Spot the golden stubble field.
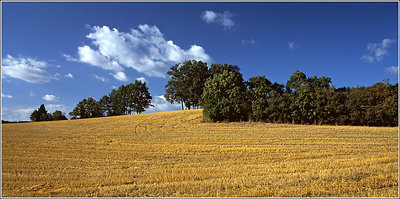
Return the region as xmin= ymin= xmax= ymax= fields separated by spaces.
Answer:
xmin=1 ymin=109 xmax=398 ymax=197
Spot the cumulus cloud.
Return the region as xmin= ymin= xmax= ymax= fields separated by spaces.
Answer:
xmin=43 ymin=94 xmax=59 ymax=102
xmin=385 ymin=66 xmax=398 ymax=74
xmin=2 ymin=93 xmax=13 ymax=99
xmin=136 ymin=76 xmax=147 ymax=83
xmin=1 ymin=55 xmax=55 ymax=83
xmin=67 ymin=25 xmax=211 ymax=80
xmin=65 ymin=73 xmax=74 ymax=78
xmin=94 ymin=75 xmax=109 ymax=82
xmin=201 ymin=10 xmax=235 ymax=29
xmin=361 ymin=39 xmax=395 ymax=63
xmin=146 ymin=95 xmax=181 ymax=113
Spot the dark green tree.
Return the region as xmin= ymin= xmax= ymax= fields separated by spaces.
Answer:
xmin=30 ymin=104 xmax=53 ymax=122
xmin=286 ymin=71 xmax=309 ymax=124
xmin=200 ymin=69 xmax=250 ymax=122
xmin=69 ymin=97 xmax=102 ymax=119
xmin=30 ymin=110 xmax=40 ymax=122
xmin=246 ymin=75 xmax=272 ymax=122
xmin=52 ymin=110 xmax=67 ymax=120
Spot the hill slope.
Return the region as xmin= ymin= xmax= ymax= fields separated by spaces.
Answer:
xmin=2 ymin=109 xmax=398 ymax=197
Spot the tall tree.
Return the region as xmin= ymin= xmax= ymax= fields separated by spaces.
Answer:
xmin=165 ymin=64 xmax=185 ymax=110
xmin=30 ymin=104 xmax=52 ymax=122
xmin=129 ymin=80 xmax=153 ymax=114
xmin=165 ymin=60 xmax=209 ymax=110
xmin=98 ymin=95 xmax=112 ymax=116
xmin=286 ymin=70 xmax=309 ymax=124
xmin=246 ymin=75 xmax=272 ymax=122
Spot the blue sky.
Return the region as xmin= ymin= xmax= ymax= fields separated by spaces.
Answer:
xmin=1 ymin=2 xmax=398 ymax=121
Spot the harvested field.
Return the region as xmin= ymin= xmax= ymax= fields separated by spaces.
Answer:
xmin=1 ymin=109 xmax=398 ymax=197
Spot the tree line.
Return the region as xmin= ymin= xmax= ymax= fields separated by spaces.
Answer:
xmin=165 ymin=60 xmax=398 ymax=126
xmin=69 ymin=80 xmax=152 ymax=119
xmin=28 ymin=80 xmax=152 ymax=122
xmin=30 ymin=104 xmax=68 ymax=122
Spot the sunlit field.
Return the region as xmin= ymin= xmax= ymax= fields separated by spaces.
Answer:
xmin=1 ymin=109 xmax=398 ymax=197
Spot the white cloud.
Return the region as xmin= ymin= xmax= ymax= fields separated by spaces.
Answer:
xmin=385 ymin=66 xmax=398 ymax=74
xmin=112 ymin=85 xmax=118 ymax=89
xmin=94 ymin=74 xmax=109 ymax=82
xmin=2 ymin=93 xmax=13 ymax=99
xmin=112 ymin=71 xmax=129 ymax=81
xmin=68 ymin=25 xmax=211 ymax=79
xmin=43 ymin=94 xmax=59 ymax=102
xmin=201 ymin=10 xmax=235 ymax=29
xmin=46 ymin=104 xmax=68 ymax=114
xmin=361 ymin=38 xmax=395 ymax=63
xmin=145 ymin=95 xmax=181 ymax=113
xmin=1 ymin=107 xmax=35 ymax=121
xmin=1 ymin=55 xmax=55 ymax=83
xmin=1 ymin=104 xmax=68 ymax=122
xmin=136 ymin=76 xmax=147 ymax=83
xmin=78 ymin=45 xmax=124 ymax=72
xmin=242 ymin=39 xmax=256 ymax=44
xmin=65 ymin=73 xmax=74 ymax=78
xmin=288 ymin=41 xmax=296 ymax=49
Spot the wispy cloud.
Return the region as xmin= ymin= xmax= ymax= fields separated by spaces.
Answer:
xmin=242 ymin=39 xmax=256 ymax=44
xmin=1 ymin=55 xmax=55 ymax=83
xmin=63 ymin=54 xmax=78 ymax=62
xmin=66 ymin=25 xmax=211 ymax=80
xmin=94 ymin=74 xmax=109 ymax=82
xmin=361 ymin=39 xmax=395 ymax=63
xmin=2 ymin=93 xmax=13 ymax=99
xmin=288 ymin=41 xmax=297 ymax=49
xmin=201 ymin=10 xmax=235 ymax=29
xmin=43 ymin=94 xmax=59 ymax=102
xmin=385 ymin=66 xmax=398 ymax=74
